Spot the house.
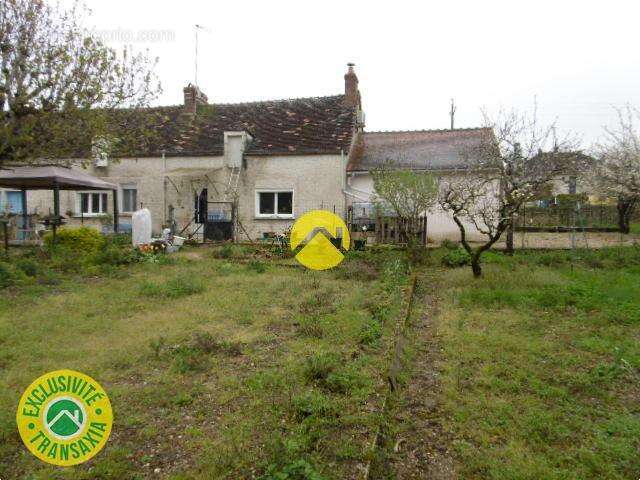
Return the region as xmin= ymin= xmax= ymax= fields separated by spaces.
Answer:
xmin=4 ymin=65 xmax=364 ymax=241
xmin=345 ymin=128 xmax=493 ymax=241
xmin=3 ymin=64 xmax=509 ymax=244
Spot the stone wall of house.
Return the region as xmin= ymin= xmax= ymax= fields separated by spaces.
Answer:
xmin=237 ymin=153 xmax=347 ymax=241
xmin=11 ymin=152 xmax=347 ymax=240
xmin=19 ymin=156 xmax=225 ymax=235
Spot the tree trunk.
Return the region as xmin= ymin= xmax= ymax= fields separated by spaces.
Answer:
xmin=617 ymin=200 xmax=632 ymax=234
xmin=471 ymin=254 xmax=482 ymax=278
xmin=505 ymin=219 xmax=515 ymax=255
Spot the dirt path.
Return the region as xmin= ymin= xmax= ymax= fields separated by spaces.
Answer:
xmin=369 ymin=275 xmax=455 ymax=479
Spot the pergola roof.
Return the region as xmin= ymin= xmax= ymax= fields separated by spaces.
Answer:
xmin=0 ymin=165 xmax=117 ymax=191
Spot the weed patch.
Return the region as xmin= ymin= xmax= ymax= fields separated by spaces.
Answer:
xmin=139 ymin=275 xmax=206 ymax=298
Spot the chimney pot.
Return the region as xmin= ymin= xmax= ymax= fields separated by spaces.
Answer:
xmin=183 ymin=83 xmax=208 ymax=114
xmin=343 ymin=63 xmax=360 ymax=108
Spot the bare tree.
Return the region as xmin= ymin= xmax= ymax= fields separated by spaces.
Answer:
xmin=439 ymin=107 xmax=581 ymax=277
xmin=371 ymin=163 xmax=438 ymax=252
xmin=0 ymin=0 xmax=161 ymax=166
xmin=592 ymin=106 xmax=640 ymax=234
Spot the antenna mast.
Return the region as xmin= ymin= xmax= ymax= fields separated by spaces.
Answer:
xmin=194 ymin=25 xmax=200 ymax=86
xmin=449 ymin=98 xmax=456 ymax=130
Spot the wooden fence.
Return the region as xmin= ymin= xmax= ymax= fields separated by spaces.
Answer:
xmin=375 ymin=215 xmax=428 ymax=246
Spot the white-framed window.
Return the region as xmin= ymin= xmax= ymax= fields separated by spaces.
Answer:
xmin=77 ymin=192 xmax=108 ymax=216
xmin=255 ymin=190 xmax=294 ymax=218
xmin=121 ymin=185 xmax=138 ymax=213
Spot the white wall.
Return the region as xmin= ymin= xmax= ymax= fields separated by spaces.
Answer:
xmin=347 ymin=171 xmax=489 ymax=242
xmin=238 ymin=153 xmax=346 ymax=240
xmin=21 ymin=156 xmax=225 ymax=234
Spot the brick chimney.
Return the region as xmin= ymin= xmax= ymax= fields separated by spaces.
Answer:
xmin=183 ymin=84 xmax=208 ymax=114
xmin=343 ymin=63 xmax=360 ymax=107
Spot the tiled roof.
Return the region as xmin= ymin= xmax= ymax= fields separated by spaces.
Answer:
xmin=347 ymin=128 xmax=493 ymax=171
xmin=110 ymin=95 xmax=357 ymax=158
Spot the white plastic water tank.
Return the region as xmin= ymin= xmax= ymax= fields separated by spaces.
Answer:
xmin=132 ymin=208 xmax=152 ymax=247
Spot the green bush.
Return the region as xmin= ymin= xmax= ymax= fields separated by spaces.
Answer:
xmin=440 ymin=239 xmax=459 ymax=250
xmin=94 ymin=245 xmax=136 ymax=266
xmin=441 ymin=248 xmax=470 ymax=268
xmin=0 ymin=262 xmax=15 ymax=288
xmin=0 ymin=261 xmax=31 ymax=288
xmin=49 ymin=248 xmax=84 ymax=273
xmin=15 ymin=258 xmax=38 ymax=277
xmin=43 ymin=226 xmax=105 ymax=255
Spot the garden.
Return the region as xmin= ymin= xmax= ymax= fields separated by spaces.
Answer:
xmin=0 ymin=229 xmax=413 ymax=479
xmin=1 ymin=226 xmax=639 ymax=479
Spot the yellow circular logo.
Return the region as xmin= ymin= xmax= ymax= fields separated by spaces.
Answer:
xmin=16 ymin=369 xmax=113 ymax=466
xmin=290 ymin=210 xmax=350 ymax=270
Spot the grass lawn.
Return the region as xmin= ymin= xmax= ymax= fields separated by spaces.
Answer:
xmin=435 ymin=248 xmax=640 ymax=479
xmin=0 ymin=247 xmax=410 ymax=479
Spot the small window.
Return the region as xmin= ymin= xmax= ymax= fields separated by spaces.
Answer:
xmin=122 ymin=186 xmax=137 ymax=212
xmin=259 ymin=192 xmax=275 ymax=215
xmin=78 ymin=192 xmax=108 ymax=215
xmin=256 ymin=190 xmax=293 ymax=218
xmin=277 ymin=192 xmax=293 ymax=215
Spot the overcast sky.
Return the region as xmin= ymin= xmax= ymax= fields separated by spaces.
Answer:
xmin=73 ymin=0 xmax=640 ymax=147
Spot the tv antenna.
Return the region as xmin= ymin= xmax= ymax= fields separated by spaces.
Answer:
xmin=449 ymin=98 xmax=457 ymax=130
xmin=194 ymin=24 xmax=211 ymax=86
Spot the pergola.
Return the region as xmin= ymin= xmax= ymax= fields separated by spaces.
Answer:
xmin=0 ymin=165 xmax=119 ymax=242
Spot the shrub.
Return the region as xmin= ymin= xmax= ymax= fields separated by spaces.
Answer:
xmin=37 ymin=268 xmax=61 ymax=285
xmin=0 ymin=262 xmax=15 ymax=288
xmin=441 ymin=248 xmax=470 ymax=268
xmin=0 ymin=262 xmax=30 ymax=288
xmin=440 ymin=239 xmax=459 ymax=250
xmin=49 ymin=248 xmax=84 ymax=273
xmin=94 ymin=245 xmax=136 ymax=266
xmin=43 ymin=227 xmax=104 ymax=255
xmin=15 ymin=258 xmax=38 ymax=277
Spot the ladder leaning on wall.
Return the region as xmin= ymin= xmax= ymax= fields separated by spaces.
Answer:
xmin=224 ymin=166 xmax=241 ymax=202
xmin=222 ymin=165 xmax=253 ymax=242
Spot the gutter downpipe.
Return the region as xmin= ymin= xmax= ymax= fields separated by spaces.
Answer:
xmin=162 ymin=150 xmax=167 ymax=227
